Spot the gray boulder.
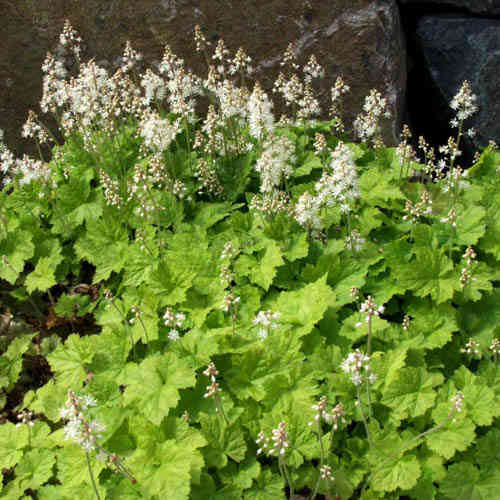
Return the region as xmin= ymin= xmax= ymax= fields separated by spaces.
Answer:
xmin=0 ymin=0 xmax=406 ymax=156
xmin=399 ymin=0 xmax=500 ymax=16
xmin=416 ymin=15 xmax=500 ymax=150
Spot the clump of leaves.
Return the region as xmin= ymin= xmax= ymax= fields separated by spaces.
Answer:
xmin=1 ymin=21 xmax=500 ymax=500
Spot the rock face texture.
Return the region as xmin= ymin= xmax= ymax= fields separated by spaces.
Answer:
xmin=0 ymin=0 xmax=406 ymax=155
xmin=415 ymin=15 xmax=500 ymax=152
xmin=400 ymin=0 xmax=500 ymax=15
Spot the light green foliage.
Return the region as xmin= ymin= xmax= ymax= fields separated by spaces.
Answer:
xmin=2 ymin=39 xmax=500 ymax=500
xmin=120 ymin=352 xmax=196 ymax=425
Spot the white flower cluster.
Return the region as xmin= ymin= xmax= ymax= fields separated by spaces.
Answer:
xmin=320 ymin=465 xmax=334 ymax=481
xmin=215 ymin=78 xmax=249 ymax=121
xmin=163 ymin=307 xmax=186 ymax=342
xmin=294 ymin=191 xmax=322 ymax=233
xmin=228 ymin=47 xmax=253 ymax=76
xmin=402 ymin=190 xmax=433 ymax=223
xmin=309 ymin=396 xmax=336 ymax=426
xmin=303 ymin=55 xmax=325 ymax=83
xmin=460 ymin=246 xmax=477 ymax=287
xmin=221 ymin=241 xmax=237 ymax=261
xmin=0 ymin=141 xmax=53 ymax=188
xmin=356 ymin=295 xmax=385 ymax=327
xmin=353 ymin=89 xmax=391 ymax=146
xmin=256 ymin=421 xmax=290 ymax=456
xmin=450 ymin=80 xmax=477 ymax=124
xmin=138 ymin=111 xmax=182 ymax=153
xmin=221 ymin=292 xmax=240 ymax=313
xmin=58 ymin=19 xmax=82 ymax=60
xmin=22 ymin=110 xmax=50 ymax=144
xmin=489 ymin=339 xmax=500 ymax=357
xmin=203 ymin=362 xmax=223 ymax=400
xmin=254 ymin=134 xmax=296 ymax=193
xmin=341 ymin=349 xmax=377 ymax=386
xmin=249 ymin=190 xmax=293 ymax=218
xmin=330 ymin=76 xmax=350 ymax=133
xmin=253 ymin=310 xmax=281 ymax=340
xmin=15 ymin=156 xmax=54 ymax=189
xmin=442 ymin=166 xmax=470 ymax=194
xmin=460 ymin=338 xmax=481 ymax=357
xmin=451 ymin=392 xmax=464 ymax=422
xmin=248 ymin=82 xmax=275 ymax=141
xmin=345 ymin=230 xmax=365 ymax=252
xmin=140 ymin=69 xmax=167 ymax=106
xmin=314 ymin=141 xmax=360 ymax=214
xmin=159 ymin=45 xmax=203 ymax=122
xmin=60 ymin=391 xmax=105 ymax=453
xmin=16 ymin=409 xmax=35 ymax=428
xmin=121 ymin=40 xmax=143 ymax=73
xmin=274 ymin=69 xmax=302 ymax=103
xmin=297 ymin=83 xmax=322 ymax=121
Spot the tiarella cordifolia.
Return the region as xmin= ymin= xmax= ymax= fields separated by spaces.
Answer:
xmin=60 ymin=391 xmax=105 ymax=453
xmin=315 ymin=141 xmax=359 ymax=214
xmin=254 ymin=133 xmax=296 ymax=194
xmin=252 ymin=310 xmax=281 ymax=341
xmin=341 ymin=349 xmax=377 ymax=387
xmin=353 ymin=89 xmax=391 ymax=149
xmin=248 ymin=82 xmax=275 ymax=141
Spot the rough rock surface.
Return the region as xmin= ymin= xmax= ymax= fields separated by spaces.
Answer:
xmin=399 ymin=0 xmax=500 ymax=15
xmin=0 ymin=0 xmax=406 ymax=155
xmin=416 ymin=15 xmax=500 ymax=150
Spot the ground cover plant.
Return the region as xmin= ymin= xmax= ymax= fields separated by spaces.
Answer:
xmin=1 ymin=20 xmax=500 ymax=500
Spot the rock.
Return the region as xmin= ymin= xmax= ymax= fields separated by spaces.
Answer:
xmin=416 ymin=15 xmax=500 ymax=151
xmin=0 ymin=0 xmax=406 ymax=156
xmin=399 ymin=0 xmax=500 ymax=16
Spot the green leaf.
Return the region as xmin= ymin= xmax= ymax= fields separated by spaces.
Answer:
xmin=359 ymin=168 xmax=405 ymax=207
xmin=427 ymin=403 xmax=476 ymax=460
xmin=46 ymin=334 xmax=94 ymax=390
xmin=407 ymin=298 xmax=458 ymax=349
xmin=219 ymin=456 xmax=261 ymax=490
xmin=120 ymin=352 xmax=196 ymax=425
xmin=74 ymin=214 xmax=129 ymax=282
xmin=50 ymin=168 xmax=102 ymax=235
xmin=193 ymin=202 xmax=241 ymax=229
xmin=371 ymin=454 xmax=421 ymax=492
xmin=54 ymin=293 xmax=92 ymax=318
xmin=25 ymin=255 xmax=62 ymax=293
xmin=129 ymin=440 xmax=192 ymax=499
xmin=455 ymin=204 xmax=486 ymax=246
xmin=280 ymin=231 xmax=309 ymax=262
xmin=439 ymin=462 xmax=500 ymax=500
xmin=274 ymin=274 xmax=336 ymax=338
xmin=452 ymin=366 xmax=500 ymax=426
xmin=150 ymin=259 xmax=196 ymax=306
xmin=250 ymin=239 xmax=284 ymax=291
xmin=0 ymin=332 xmax=35 ymax=388
xmin=475 ymin=428 xmax=500 ymax=467
xmin=393 ymin=246 xmax=459 ymax=303
xmin=26 ymin=380 xmax=68 ymax=422
xmin=0 ymin=422 xmax=28 ymax=469
xmin=15 ymin=448 xmax=56 ymax=492
xmin=0 ymin=230 xmax=35 ymax=284
xmin=199 ymin=413 xmax=247 ymax=468
xmin=383 ymin=367 xmax=443 ymax=422
xmin=244 ymin=469 xmax=285 ymax=500
xmin=292 ymin=151 xmax=322 ymax=177
xmin=56 ymin=444 xmax=106 ymax=490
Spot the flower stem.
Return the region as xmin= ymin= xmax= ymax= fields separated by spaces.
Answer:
xmin=356 ymin=385 xmax=371 ymax=446
xmin=279 ymin=456 xmax=295 ymax=497
xmin=86 ymin=451 xmax=102 ymax=500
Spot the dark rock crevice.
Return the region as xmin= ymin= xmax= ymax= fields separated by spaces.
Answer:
xmin=398 ymin=1 xmax=500 ymax=163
